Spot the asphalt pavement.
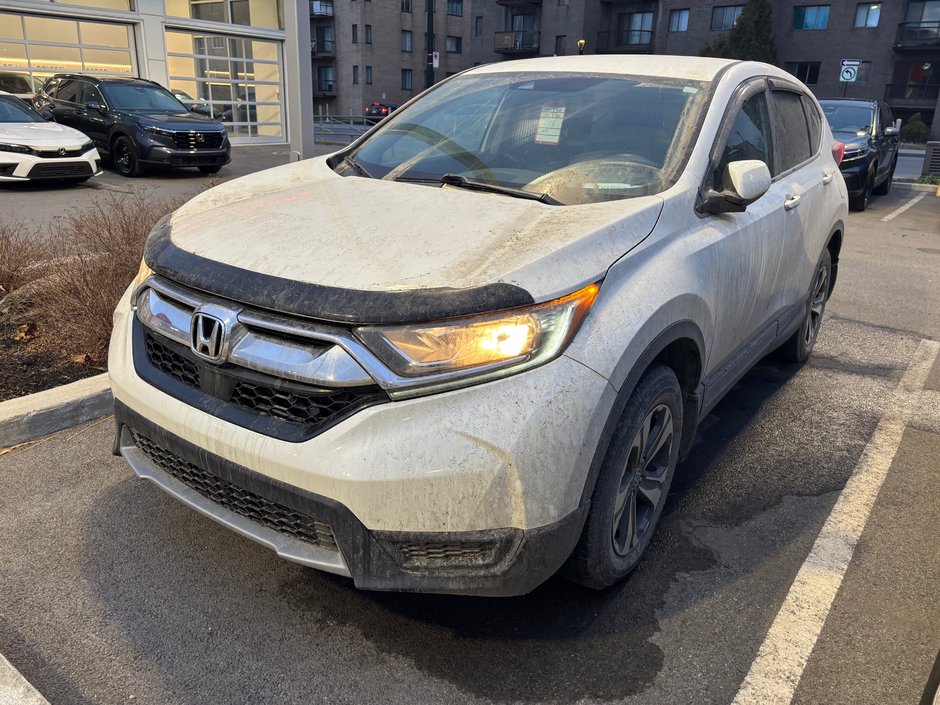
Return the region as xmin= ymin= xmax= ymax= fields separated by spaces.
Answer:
xmin=0 ymin=187 xmax=938 ymax=705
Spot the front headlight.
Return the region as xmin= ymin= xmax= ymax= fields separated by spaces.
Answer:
xmin=129 ymin=259 xmax=154 ymax=307
xmin=140 ymin=124 xmax=175 ymax=138
xmin=81 ymin=140 xmax=94 ymax=153
xmin=355 ymin=282 xmax=599 ymax=384
xmin=0 ymin=142 xmax=32 ymax=154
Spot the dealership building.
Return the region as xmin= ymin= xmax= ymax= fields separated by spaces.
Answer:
xmin=0 ymin=0 xmax=313 ymax=152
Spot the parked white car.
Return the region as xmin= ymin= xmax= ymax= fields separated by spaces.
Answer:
xmin=109 ymin=56 xmax=848 ymax=596
xmin=0 ymin=90 xmax=101 ymax=183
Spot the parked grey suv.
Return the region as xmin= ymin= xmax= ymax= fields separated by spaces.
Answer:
xmin=109 ymin=56 xmax=847 ymax=595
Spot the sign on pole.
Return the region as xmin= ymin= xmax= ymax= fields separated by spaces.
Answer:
xmin=432 ymin=51 xmax=440 ymax=69
xmin=840 ymin=59 xmax=860 ymax=83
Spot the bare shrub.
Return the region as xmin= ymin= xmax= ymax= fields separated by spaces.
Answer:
xmin=34 ymin=190 xmax=181 ymax=363
xmin=0 ymin=219 xmax=47 ymax=296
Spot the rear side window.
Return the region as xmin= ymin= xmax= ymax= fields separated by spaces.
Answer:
xmin=80 ymin=82 xmax=105 ymax=106
xmin=801 ymin=95 xmax=822 ymax=152
xmin=56 ymin=80 xmax=81 ymax=104
xmin=714 ymin=90 xmax=772 ymax=190
xmin=772 ymin=90 xmax=812 ymax=174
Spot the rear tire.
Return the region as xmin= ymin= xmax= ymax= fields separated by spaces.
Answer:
xmin=566 ymin=364 xmax=683 ymax=590
xmin=872 ymin=159 xmax=895 ymax=196
xmin=780 ymin=248 xmax=832 ymax=364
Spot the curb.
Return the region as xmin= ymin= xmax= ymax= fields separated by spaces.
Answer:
xmin=0 ymin=374 xmax=112 ymax=448
xmin=893 ymin=182 xmax=938 ymax=193
xmin=0 ymin=652 xmax=50 ymax=705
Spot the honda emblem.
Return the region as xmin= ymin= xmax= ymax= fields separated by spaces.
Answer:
xmin=190 ymin=312 xmax=226 ymax=362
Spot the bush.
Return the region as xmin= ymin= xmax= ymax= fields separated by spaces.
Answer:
xmin=0 ymin=191 xmax=181 ymax=364
xmin=900 ymin=113 xmax=930 ymax=143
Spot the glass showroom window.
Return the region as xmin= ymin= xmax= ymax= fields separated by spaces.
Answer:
xmin=0 ymin=12 xmax=135 ymax=91
xmin=165 ymin=30 xmax=284 ymax=140
xmin=165 ymin=0 xmax=283 ymax=30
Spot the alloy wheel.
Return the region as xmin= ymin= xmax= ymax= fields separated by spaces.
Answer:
xmin=611 ymin=403 xmax=674 ymax=556
xmin=803 ymin=262 xmax=829 ymax=347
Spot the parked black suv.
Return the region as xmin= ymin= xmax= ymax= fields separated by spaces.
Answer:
xmin=34 ymin=75 xmax=230 ymax=177
xmin=819 ymin=98 xmax=900 ymax=211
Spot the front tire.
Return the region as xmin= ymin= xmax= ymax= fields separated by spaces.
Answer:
xmin=780 ymin=248 xmax=831 ymax=363
xmin=567 ymin=364 xmax=683 ymax=590
xmin=849 ymin=169 xmax=873 ymax=211
xmin=112 ymin=136 xmax=142 ymax=177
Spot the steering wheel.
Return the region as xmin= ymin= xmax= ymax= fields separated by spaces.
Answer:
xmin=386 ymin=122 xmax=495 ymax=179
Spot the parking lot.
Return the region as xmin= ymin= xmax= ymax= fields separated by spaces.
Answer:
xmin=1 ymin=181 xmax=939 ymax=705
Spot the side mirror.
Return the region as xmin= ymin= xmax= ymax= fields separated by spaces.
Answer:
xmin=40 ymin=110 xmax=54 ymax=121
xmin=700 ymin=160 xmax=772 ymax=215
xmin=884 ymin=126 xmax=899 ymax=137
xmin=86 ymin=101 xmax=104 ymax=112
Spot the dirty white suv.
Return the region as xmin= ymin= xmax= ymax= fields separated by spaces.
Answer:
xmin=109 ymin=56 xmax=847 ymax=596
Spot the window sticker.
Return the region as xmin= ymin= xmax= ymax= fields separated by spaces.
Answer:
xmin=535 ymin=102 xmax=565 ymax=145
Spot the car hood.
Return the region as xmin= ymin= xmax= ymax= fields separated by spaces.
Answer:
xmin=123 ymin=111 xmax=224 ymax=129
xmin=0 ymin=120 xmax=90 ymax=148
xmin=832 ymin=130 xmax=871 ymax=150
xmin=147 ymin=157 xmax=664 ymax=322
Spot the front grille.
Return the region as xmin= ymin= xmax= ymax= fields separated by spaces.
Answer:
xmin=143 ymin=330 xmax=385 ymax=432
xmin=34 ymin=147 xmax=86 ymax=158
xmin=131 ymin=429 xmax=338 ymax=551
xmin=173 ymin=131 xmax=224 ymax=150
xmin=27 ymin=162 xmax=92 ymax=178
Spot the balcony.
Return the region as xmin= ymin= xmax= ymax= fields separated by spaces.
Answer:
xmin=315 ymin=81 xmax=336 ymax=97
xmin=596 ymin=30 xmax=654 ymax=53
xmin=311 ymin=38 xmax=335 ymax=56
xmin=494 ymin=30 xmax=540 ymax=54
xmin=895 ymin=21 xmax=940 ymax=50
xmin=884 ymin=83 xmax=940 ymax=107
xmin=310 ymin=0 xmax=333 ymax=17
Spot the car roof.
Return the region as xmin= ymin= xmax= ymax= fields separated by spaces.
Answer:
xmin=466 ymin=54 xmax=738 ymax=82
xmin=50 ymin=73 xmax=156 ymax=86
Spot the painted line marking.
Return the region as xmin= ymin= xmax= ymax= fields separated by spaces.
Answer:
xmin=0 ymin=652 xmax=50 ymax=705
xmin=732 ymin=338 xmax=940 ymax=705
xmin=881 ymin=192 xmax=927 ymax=222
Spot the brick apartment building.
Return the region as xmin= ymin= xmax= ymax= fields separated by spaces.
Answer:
xmin=467 ymin=0 xmax=940 ymax=138
xmin=309 ymin=0 xmax=474 ymax=118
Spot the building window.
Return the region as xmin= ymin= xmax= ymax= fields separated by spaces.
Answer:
xmin=352 ymin=65 xmax=359 ymax=84
xmin=401 ymin=0 xmax=412 ymax=11
xmin=619 ymin=11 xmax=653 ymax=45
xmin=711 ymin=5 xmax=743 ymax=30
xmin=365 ymin=25 xmax=372 ymax=43
xmin=784 ymin=61 xmax=821 ymax=85
xmin=474 ymin=16 xmax=483 ymax=37
xmin=793 ymin=5 xmax=830 ymax=30
xmin=165 ymin=0 xmax=283 ymax=29
xmin=352 ymin=24 xmax=358 ymax=43
xmin=855 ymin=3 xmax=881 ymax=27
xmin=365 ymin=65 xmax=372 ymax=84
xmin=447 ymin=0 xmax=463 ymax=16
xmin=558 ymin=0 xmax=568 ymax=5
xmin=317 ymin=65 xmax=334 ymax=93
xmin=402 ymin=30 xmax=413 ymax=51
xmin=854 ymin=60 xmax=872 ymax=84
xmin=669 ymin=8 xmax=689 ymax=32
xmin=445 ymin=35 xmax=462 ymax=53
xmin=555 ymin=35 xmax=566 ymax=55
xmin=402 ymin=68 xmax=413 ymax=90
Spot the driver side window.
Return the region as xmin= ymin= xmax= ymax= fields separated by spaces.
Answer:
xmin=713 ymin=90 xmax=772 ymax=191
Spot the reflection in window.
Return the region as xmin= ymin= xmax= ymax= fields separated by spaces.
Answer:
xmin=166 ymin=30 xmax=284 ymax=140
xmin=165 ymin=0 xmax=283 ymax=29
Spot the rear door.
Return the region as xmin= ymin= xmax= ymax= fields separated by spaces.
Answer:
xmin=51 ymin=79 xmax=81 ymax=127
xmin=75 ymin=81 xmax=109 ymax=148
xmin=878 ymin=102 xmax=899 ymax=174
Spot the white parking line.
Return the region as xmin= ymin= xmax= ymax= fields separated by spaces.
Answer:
xmin=0 ymin=652 xmax=50 ymax=705
xmin=731 ymin=338 xmax=940 ymax=705
xmin=881 ymin=192 xmax=927 ymax=222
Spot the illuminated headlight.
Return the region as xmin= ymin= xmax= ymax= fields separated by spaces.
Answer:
xmin=0 ymin=142 xmax=32 ymax=154
xmin=140 ymin=124 xmax=175 ymax=138
xmin=355 ymin=282 xmax=599 ymax=384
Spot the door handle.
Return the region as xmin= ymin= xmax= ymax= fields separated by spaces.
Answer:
xmin=784 ymin=194 xmax=801 ymax=210
xmin=822 ymin=172 xmax=834 ymax=185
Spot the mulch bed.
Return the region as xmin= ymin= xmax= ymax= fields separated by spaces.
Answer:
xmin=0 ymin=321 xmax=101 ymax=403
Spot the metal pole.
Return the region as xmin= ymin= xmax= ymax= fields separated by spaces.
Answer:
xmin=426 ymin=0 xmax=435 ymax=88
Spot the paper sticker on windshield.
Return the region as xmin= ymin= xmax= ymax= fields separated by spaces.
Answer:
xmin=535 ymin=103 xmax=565 ymax=145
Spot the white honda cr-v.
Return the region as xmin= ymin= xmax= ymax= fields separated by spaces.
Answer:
xmin=109 ymin=56 xmax=847 ymax=595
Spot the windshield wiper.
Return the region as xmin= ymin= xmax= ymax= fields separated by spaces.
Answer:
xmin=439 ymin=173 xmax=562 ymax=205
xmin=342 ymin=156 xmax=373 ymax=178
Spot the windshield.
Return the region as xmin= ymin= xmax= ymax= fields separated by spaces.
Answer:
xmin=0 ymin=95 xmax=43 ymax=123
xmin=820 ymin=103 xmax=875 ymax=135
xmin=347 ymin=72 xmax=709 ymax=205
xmin=103 ymin=83 xmax=188 ymax=113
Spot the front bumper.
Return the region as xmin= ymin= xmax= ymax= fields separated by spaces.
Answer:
xmin=838 ymin=160 xmax=869 ymax=196
xmin=140 ymin=144 xmax=231 ymax=168
xmin=114 ymin=401 xmax=588 ymax=595
xmin=108 ymin=286 xmax=614 ymax=594
xmin=0 ymin=148 xmax=101 ymax=181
